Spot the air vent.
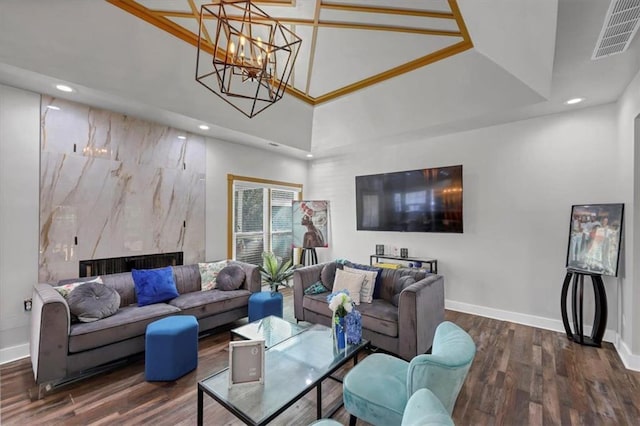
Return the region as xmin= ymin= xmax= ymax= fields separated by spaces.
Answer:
xmin=592 ymin=0 xmax=640 ymax=59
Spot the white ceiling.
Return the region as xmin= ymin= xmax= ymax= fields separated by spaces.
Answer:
xmin=0 ymin=0 xmax=638 ymax=159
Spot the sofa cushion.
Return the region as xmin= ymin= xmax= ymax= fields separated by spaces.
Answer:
xmin=392 ymin=275 xmax=416 ymax=307
xmin=55 ymin=277 xmax=103 ymax=298
xmin=172 ymin=264 xmax=202 ymax=294
xmin=67 ymin=281 xmax=121 ymax=323
xmin=199 ymin=260 xmax=228 ymax=291
xmin=132 ymin=266 xmax=180 ymax=306
xmin=332 ymin=269 xmax=365 ymax=305
xmin=168 ymin=288 xmax=251 ymax=319
xmin=304 ymin=281 xmax=329 ymax=295
xmin=343 ymin=266 xmax=376 ymax=303
xmin=68 ymin=303 xmax=180 ymax=353
xmin=216 ymin=265 xmax=245 ymax=291
xmin=321 ymin=262 xmax=338 ymax=290
xmin=347 ymin=263 xmax=383 ymax=299
xmin=303 ymin=294 xmax=398 ymax=337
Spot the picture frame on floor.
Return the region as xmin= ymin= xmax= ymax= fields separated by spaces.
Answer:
xmin=228 ymin=339 xmax=265 ymax=387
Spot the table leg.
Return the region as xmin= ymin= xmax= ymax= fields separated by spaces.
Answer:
xmin=197 ymin=386 xmax=203 ymax=426
xmin=317 ymin=381 xmax=322 ymax=419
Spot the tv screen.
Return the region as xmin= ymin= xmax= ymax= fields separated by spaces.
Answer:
xmin=356 ymin=165 xmax=463 ymax=233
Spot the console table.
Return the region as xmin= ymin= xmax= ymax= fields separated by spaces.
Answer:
xmin=369 ymin=255 xmax=438 ymax=274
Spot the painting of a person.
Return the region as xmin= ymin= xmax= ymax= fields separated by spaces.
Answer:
xmin=301 ymin=214 xmax=325 ymax=248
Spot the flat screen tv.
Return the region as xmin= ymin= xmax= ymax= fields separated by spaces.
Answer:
xmin=356 ymin=165 xmax=463 ymax=233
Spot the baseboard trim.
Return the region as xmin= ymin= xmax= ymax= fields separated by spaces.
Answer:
xmin=0 ymin=343 xmax=29 ymax=365
xmin=613 ymin=336 xmax=640 ymax=371
xmin=445 ymin=300 xmax=617 ymax=346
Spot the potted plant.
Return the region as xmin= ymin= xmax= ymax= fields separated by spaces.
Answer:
xmin=258 ymin=251 xmax=295 ymax=293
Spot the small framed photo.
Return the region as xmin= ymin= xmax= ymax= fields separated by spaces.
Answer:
xmin=228 ymin=340 xmax=265 ymax=387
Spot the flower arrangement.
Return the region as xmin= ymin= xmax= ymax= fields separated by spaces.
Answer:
xmin=327 ymin=290 xmax=361 ymax=347
xmin=327 ymin=290 xmax=353 ymax=320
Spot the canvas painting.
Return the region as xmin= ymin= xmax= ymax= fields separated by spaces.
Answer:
xmin=292 ymin=201 xmax=329 ymax=248
xmin=566 ymin=203 xmax=624 ymax=277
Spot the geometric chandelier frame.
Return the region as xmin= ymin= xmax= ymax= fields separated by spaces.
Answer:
xmin=196 ymin=1 xmax=302 ymax=118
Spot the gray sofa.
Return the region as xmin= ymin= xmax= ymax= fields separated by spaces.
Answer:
xmin=293 ymin=261 xmax=445 ymax=360
xmin=30 ymin=262 xmax=260 ymax=395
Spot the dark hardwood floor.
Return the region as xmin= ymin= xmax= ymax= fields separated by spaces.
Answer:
xmin=1 ymin=288 xmax=639 ymax=425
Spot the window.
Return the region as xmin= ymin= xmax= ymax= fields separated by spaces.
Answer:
xmin=228 ymin=175 xmax=302 ymax=266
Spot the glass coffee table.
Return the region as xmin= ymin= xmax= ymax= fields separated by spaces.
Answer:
xmin=197 ymin=323 xmax=369 ymax=426
xmin=231 ymin=315 xmax=308 ymax=347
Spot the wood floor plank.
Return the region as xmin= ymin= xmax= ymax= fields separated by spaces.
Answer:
xmin=2 ymin=290 xmax=640 ymax=425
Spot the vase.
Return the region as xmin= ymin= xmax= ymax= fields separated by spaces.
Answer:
xmin=335 ymin=316 xmax=346 ymax=350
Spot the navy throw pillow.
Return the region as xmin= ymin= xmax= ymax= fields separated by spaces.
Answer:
xmin=349 ymin=263 xmax=383 ymax=299
xmin=132 ymin=266 xmax=179 ymax=306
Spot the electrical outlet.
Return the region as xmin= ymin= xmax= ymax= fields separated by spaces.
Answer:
xmin=24 ymin=298 xmax=32 ymax=311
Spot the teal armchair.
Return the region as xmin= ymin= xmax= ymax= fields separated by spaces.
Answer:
xmin=342 ymin=321 xmax=476 ymax=426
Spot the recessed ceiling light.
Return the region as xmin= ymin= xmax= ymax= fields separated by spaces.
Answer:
xmin=306 ymin=154 xmax=313 ymax=158
xmin=55 ymin=84 xmax=74 ymax=93
xmin=565 ymin=97 xmax=584 ymax=105
xmin=199 ymin=124 xmax=209 ymax=130
xmin=177 ymin=135 xmax=187 ymax=140
xmin=46 ymin=105 xmax=61 ymax=111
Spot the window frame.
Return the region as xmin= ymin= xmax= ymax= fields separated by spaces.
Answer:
xmin=227 ymin=174 xmax=303 ymax=263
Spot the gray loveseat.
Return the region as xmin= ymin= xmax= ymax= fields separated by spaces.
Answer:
xmin=293 ymin=261 xmax=445 ymax=360
xmin=30 ymin=261 xmax=260 ymax=395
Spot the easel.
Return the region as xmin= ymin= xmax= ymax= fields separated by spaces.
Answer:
xmin=560 ymin=269 xmax=607 ymax=347
xmin=299 ymin=248 xmax=318 ymax=266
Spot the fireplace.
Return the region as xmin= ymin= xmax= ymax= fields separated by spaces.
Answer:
xmin=79 ymin=252 xmax=184 ymax=277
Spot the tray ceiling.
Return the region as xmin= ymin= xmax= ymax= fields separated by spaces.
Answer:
xmin=107 ymin=0 xmax=473 ymax=105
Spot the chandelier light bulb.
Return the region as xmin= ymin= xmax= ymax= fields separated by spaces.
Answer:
xmin=228 ymin=41 xmax=235 ymax=55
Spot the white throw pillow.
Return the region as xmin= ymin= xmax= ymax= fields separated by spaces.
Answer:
xmin=332 ymin=268 xmax=365 ymax=305
xmin=343 ymin=266 xmax=377 ymax=303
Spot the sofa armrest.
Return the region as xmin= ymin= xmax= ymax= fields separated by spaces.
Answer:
xmin=397 ymin=274 xmax=445 ymax=360
xmin=234 ymin=261 xmax=261 ymax=293
xmin=293 ymin=262 xmax=326 ymax=321
xmin=30 ymin=284 xmax=70 ymax=385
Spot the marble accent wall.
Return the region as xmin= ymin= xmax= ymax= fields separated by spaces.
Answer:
xmin=39 ymin=96 xmax=205 ymax=281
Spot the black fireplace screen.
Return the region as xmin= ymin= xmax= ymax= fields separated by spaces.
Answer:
xmin=79 ymin=252 xmax=183 ymax=277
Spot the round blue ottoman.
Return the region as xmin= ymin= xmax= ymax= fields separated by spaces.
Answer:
xmin=145 ymin=315 xmax=198 ymax=381
xmin=248 ymin=291 xmax=283 ymax=322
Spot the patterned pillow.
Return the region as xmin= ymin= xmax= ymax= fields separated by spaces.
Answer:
xmin=343 ymin=266 xmax=377 ymax=303
xmin=304 ymin=281 xmax=329 ymax=295
xmin=55 ymin=277 xmax=103 ymax=298
xmin=199 ymin=260 xmax=228 ymax=291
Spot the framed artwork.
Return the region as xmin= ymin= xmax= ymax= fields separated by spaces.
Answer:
xmin=292 ymin=201 xmax=329 ymax=248
xmin=228 ymin=340 xmax=265 ymax=387
xmin=565 ymin=203 xmax=624 ymax=277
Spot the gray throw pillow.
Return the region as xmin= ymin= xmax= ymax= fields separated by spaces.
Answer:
xmin=321 ymin=263 xmax=338 ymax=289
xmin=67 ymin=282 xmax=121 ymax=322
xmin=216 ymin=264 xmax=246 ymax=291
xmin=392 ymin=275 xmax=416 ymax=307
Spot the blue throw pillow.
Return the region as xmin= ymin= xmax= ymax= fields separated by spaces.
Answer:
xmin=348 ymin=263 xmax=383 ymax=299
xmin=132 ymin=266 xmax=179 ymax=306
xmin=304 ymin=281 xmax=329 ymax=295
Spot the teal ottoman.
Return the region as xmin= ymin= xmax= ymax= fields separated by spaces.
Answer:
xmin=248 ymin=291 xmax=283 ymax=321
xmin=145 ymin=315 xmax=198 ymax=381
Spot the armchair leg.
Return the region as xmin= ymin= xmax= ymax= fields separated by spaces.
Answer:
xmin=349 ymin=414 xmax=357 ymax=426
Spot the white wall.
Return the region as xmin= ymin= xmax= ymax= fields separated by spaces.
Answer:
xmin=616 ymin=67 xmax=640 ymax=361
xmin=308 ymin=103 xmax=627 ymax=340
xmin=0 ymin=85 xmax=40 ymax=363
xmin=205 ymin=138 xmax=308 ymax=261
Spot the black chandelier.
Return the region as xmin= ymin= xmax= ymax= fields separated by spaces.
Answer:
xmin=196 ymin=1 xmax=302 ymax=118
